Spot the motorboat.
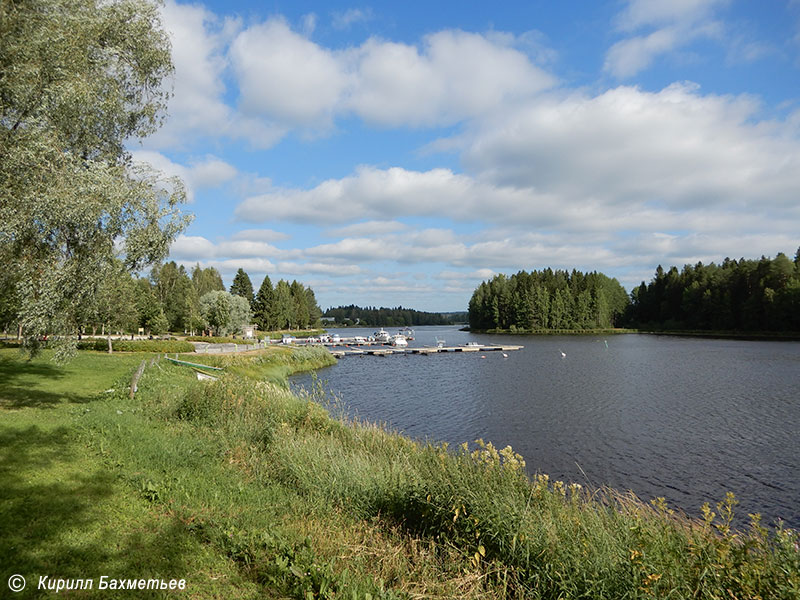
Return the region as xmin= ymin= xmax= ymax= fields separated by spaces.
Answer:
xmin=374 ymin=328 xmax=392 ymax=343
xmin=399 ymin=327 xmax=415 ymax=340
xmin=390 ymin=334 xmax=408 ymax=347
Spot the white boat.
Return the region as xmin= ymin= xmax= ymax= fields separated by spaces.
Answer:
xmin=399 ymin=327 xmax=415 ymax=340
xmin=353 ymin=336 xmax=368 ymax=344
xmin=374 ymin=328 xmax=392 ymax=343
xmin=390 ymin=334 xmax=408 ymax=347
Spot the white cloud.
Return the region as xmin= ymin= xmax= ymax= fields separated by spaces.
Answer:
xmin=605 ymin=0 xmax=728 ymax=77
xmin=236 ymin=166 xmax=543 ymax=225
xmin=230 ymin=18 xmax=347 ymax=127
xmin=189 ymin=156 xmax=238 ymax=187
xmin=345 ymin=30 xmax=555 ymax=127
xmin=170 ymin=235 xmax=218 ymax=259
xmin=231 ymin=229 xmax=291 ymax=242
xmin=326 ymin=220 xmax=409 ymax=237
xmin=332 ymin=8 xmax=372 ymax=30
xmin=615 ymin=0 xmax=728 ymax=31
xmin=459 ymin=83 xmax=800 ymax=214
xmin=132 ymin=151 xmax=237 ymax=202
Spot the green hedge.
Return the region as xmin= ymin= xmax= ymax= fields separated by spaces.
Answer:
xmin=77 ymin=339 xmax=194 ymax=353
xmin=185 ymin=336 xmax=263 ymax=344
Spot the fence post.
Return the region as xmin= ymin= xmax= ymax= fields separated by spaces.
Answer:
xmin=130 ymin=360 xmax=146 ymax=399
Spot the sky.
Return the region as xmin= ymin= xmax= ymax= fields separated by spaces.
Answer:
xmin=133 ymin=0 xmax=800 ymax=312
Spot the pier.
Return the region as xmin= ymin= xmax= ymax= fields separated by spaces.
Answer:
xmin=329 ymin=344 xmax=523 ymax=358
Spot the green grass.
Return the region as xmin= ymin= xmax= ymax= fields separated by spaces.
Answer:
xmin=0 ymin=349 xmax=261 ymax=598
xmin=2 ymin=346 xmax=799 ymax=598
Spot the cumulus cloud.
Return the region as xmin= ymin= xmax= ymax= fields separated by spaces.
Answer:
xmin=459 ymin=83 xmax=800 ymax=213
xmin=235 ymin=80 xmax=800 ymax=234
xmin=345 ymin=30 xmax=555 ymax=127
xmin=230 ymin=18 xmax=347 ymax=127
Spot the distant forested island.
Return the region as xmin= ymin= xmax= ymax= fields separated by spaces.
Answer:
xmin=323 ymin=305 xmax=466 ymax=327
xmin=468 ymin=250 xmax=800 ymax=334
xmin=468 ymin=269 xmax=629 ymax=331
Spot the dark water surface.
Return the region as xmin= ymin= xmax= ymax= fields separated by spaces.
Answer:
xmin=291 ymin=326 xmax=800 ymax=528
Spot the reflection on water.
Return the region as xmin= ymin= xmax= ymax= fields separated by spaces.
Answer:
xmin=291 ymin=326 xmax=800 ymax=528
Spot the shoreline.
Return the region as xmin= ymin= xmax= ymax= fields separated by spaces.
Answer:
xmin=465 ymin=327 xmax=800 ymax=341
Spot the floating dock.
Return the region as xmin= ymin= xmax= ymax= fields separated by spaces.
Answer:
xmin=329 ymin=344 xmax=523 ymax=358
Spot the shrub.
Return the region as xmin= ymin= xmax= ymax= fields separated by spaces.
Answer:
xmin=76 ymin=339 xmax=194 ymax=353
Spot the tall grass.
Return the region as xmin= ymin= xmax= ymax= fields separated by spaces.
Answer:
xmin=77 ymin=347 xmax=800 ymax=599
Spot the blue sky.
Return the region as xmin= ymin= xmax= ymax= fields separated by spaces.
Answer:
xmin=134 ymin=0 xmax=800 ymax=312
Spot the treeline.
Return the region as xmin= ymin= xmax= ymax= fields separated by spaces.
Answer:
xmin=628 ymin=251 xmax=800 ymax=332
xmin=0 ymin=261 xmax=323 ymax=338
xmin=323 ymin=305 xmax=455 ymax=327
xmin=136 ymin=263 xmax=320 ymax=335
xmin=468 ymin=269 xmax=629 ymax=331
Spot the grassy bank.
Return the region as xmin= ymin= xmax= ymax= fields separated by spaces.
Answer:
xmin=2 ymin=347 xmax=798 ymax=598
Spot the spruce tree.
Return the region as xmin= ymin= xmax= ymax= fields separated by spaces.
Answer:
xmin=230 ymin=268 xmax=255 ymax=306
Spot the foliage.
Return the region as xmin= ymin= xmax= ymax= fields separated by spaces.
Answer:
xmin=0 ymin=0 xmax=190 ymax=354
xmin=230 ymin=268 xmax=255 ymax=307
xmin=191 ymin=264 xmax=225 ymax=297
xmin=628 ymin=250 xmax=800 ymax=332
xmin=468 ymin=269 xmax=629 ymax=331
xmin=75 ymin=339 xmax=194 ymax=353
xmin=199 ymin=291 xmax=252 ymax=337
xmin=324 ymin=305 xmax=456 ymax=327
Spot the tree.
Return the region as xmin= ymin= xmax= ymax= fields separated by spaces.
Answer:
xmin=199 ymin=291 xmax=251 ymax=337
xmin=0 ymin=0 xmax=190 ymax=355
xmin=191 ymin=265 xmax=225 ymax=297
xmin=135 ymin=278 xmax=168 ymax=336
xmin=290 ymin=280 xmax=310 ymax=329
xmin=152 ymin=261 xmax=195 ymax=331
xmin=271 ymin=280 xmax=295 ymax=330
xmin=95 ymin=260 xmax=138 ymax=351
xmin=253 ymin=275 xmax=274 ymax=331
xmin=230 ymin=268 xmax=255 ymax=307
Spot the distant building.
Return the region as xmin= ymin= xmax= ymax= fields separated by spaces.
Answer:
xmin=242 ymin=325 xmax=255 ymax=339
xmin=320 ymin=317 xmax=336 ymax=323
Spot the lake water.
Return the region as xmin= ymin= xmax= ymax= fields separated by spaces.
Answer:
xmin=291 ymin=326 xmax=800 ymax=529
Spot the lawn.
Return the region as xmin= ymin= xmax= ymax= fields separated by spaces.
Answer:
xmin=0 ymin=349 xmax=259 ymax=599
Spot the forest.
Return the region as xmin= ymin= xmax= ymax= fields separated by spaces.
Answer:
xmin=627 ymin=251 xmax=800 ymax=332
xmin=323 ymin=305 xmax=458 ymax=327
xmin=468 ymin=269 xmax=630 ymax=331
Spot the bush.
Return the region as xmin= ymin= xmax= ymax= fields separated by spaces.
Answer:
xmin=76 ymin=339 xmax=194 ymax=353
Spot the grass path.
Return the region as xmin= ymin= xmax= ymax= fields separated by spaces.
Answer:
xmin=0 ymin=349 xmax=259 ymax=598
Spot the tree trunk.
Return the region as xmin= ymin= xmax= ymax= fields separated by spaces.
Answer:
xmin=107 ymin=335 xmax=113 ymax=354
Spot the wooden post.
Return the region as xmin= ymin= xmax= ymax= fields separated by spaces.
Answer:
xmin=129 ymin=360 xmax=146 ymax=399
